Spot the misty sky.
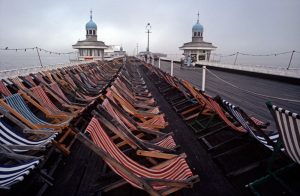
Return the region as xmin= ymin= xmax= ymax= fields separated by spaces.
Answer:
xmin=0 ymin=0 xmax=300 ymax=66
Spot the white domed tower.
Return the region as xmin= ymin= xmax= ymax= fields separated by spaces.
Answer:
xmin=73 ymin=10 xmax=108 ymax=61
xmin=179 ymin=12 xmax=216 ymax=64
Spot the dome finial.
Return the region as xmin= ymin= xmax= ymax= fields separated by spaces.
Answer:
xmin=90 ymin=9 xmax=93 ymax=20
xmin=197 ymin=11 xmax=200 ymax=23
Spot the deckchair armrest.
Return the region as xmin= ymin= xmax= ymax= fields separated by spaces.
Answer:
xmin=136 ymin=126 xmax=166 ymax=137
xmin=3 ymin=144 xmax=46 ymax=151
xmin=136 ymin=150 xmax=178 ymax=160
xmin=23 ymin=128 xmax=58 ymax=135
xmin=0 ymin=151 xmax=43 ymax=161
xmin=143 ymin=176 xmax=198 ymax=187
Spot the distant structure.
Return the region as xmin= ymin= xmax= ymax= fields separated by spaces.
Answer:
xmin=72 ymin=10 xmax=108 ymax=61
xmin=179 ymin=12 xmax=216 ymax=64
xmin=104 ymin=45 xmax=126 ymax=58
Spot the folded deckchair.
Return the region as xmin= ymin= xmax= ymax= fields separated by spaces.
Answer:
xmin=248 ymin=102 xmax=300 ymax=195
xmin=76 ymin=117 xmax=199 ymax=196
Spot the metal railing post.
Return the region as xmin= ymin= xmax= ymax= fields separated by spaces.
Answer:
xmin=170 ymin=60 xmax=174 ymax=76
xmin=202 ymin=65 xmax=206 ymax=92
xmin=158 ymin=57 xmax=161 ymax=69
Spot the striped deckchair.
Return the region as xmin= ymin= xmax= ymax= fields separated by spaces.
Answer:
xmin=219 ymin=98 xmax=278 ymax=151
xmin=0 ymin=156 xmax=40 ymax=189
xmin=0 ymin=118 xmax=57 ymax=152
xmin=247 ymin=102 xmax=300 ymax=195
xmin=76 ymin=117 xmax=199 ymax=195
xmin=99 ymin=101 xmax=177 ymax=153
xmin=1 ymin=94 xmax=69 ymax=129
xmin=0 ymin=81 xmax=12 ymax=97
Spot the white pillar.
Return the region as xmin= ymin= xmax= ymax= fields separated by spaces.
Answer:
xmin=158 ymin=57 xmax=161 ymax=69
xmin=171 ymin=60 xmax=174 ymax=76
xmin=202 ymin=65 xmax=206 ymax=92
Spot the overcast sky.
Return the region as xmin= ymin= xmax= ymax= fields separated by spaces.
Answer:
xmin=0 ymin=0 xmax=300 ymax=65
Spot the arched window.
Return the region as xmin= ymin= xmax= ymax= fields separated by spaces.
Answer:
xmin=89 ymin=30 xmax=92 ymax=34
xmin=194 ymin=32 xmax=197 ymax=37
xmin=86 ymin=30 xmax=88 ymax=35
xmin=200 ymin=32 xmax=203 ymax=37
xmin=93 ymin=30 xmax=95 ymax=35
xmin=198 ymin=32 xmax=200 ymax=36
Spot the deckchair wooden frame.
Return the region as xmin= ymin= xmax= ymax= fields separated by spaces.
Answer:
xmin=76 ymin=129 xmax=199 ymax=196
xmin=247 ymin=102 xmax=300 ymax=196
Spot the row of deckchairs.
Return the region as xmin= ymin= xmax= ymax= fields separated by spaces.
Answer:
xmin=1 ymin=56 xmax=200 ymax=195
xmin=75 ymin=59 xmax=199 ymax=195
xmin=143 ymin=60 xmax=300 ymax=195
xmin=0 ymin=59 xmax=123 ymax=191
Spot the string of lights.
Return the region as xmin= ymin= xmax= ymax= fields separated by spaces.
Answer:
xmin=0 ymin=46 xmax=77 ymax=55
xmin=212 ymin=50 xmax=299 ymax=57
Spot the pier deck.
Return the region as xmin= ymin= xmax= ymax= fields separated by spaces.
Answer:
xmin=157 ymin=61 xmax=300 ymax=129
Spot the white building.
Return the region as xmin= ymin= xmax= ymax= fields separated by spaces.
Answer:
xmin=179 ymin=13 xmax=216 ymax=64
xmin=72 ymin=11 xmax=108 ymax=61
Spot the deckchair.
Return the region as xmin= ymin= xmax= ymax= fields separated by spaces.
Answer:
xmin=247 ymin=102 xmax=300 ymax=196
xmin=99 ymin=101 xmax=177 ymax=152
xmin=106 ymin=90 xmax=168 ymax=129
xmin=111 ymin=85 xmax=156 ymax=110
xmin=106 ymin=88 xmax=160 ymax=118
xmin=208 ymin=97 xmax=275 ymax=176
xmin=218 ymin=97 xmax=276 ymax=151
xmin=76 ymin=117 xmax=199 ymax=196
xmin=0 ymin=151 xmax=40 ymax=189
xmin=102 ymin=97 xmax=167 ymax=134
xmin=0 ymin=94 xmax=75 ymax=155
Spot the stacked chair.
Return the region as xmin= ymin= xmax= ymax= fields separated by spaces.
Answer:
xmin=143 ymin=60 xmax=299 ymax=195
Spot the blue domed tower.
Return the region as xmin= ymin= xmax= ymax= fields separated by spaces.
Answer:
xmin=179 ymin=12 xmax=216 ymax=64
xmin=192 ymin=12 xmax=204 ymax=42
xmin=86 ymin=10 xmax=97 ymax=40
xmin=72 ymin=10 xmax=108 ymax=61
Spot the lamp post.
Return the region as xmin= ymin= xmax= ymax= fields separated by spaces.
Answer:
xmin=146 ymin=23 xmax=151 ymax=52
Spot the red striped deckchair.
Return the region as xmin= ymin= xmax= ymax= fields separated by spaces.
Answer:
xmin=76 ymin=117 xmax=199 ymax=195
xmin=0 ymin=81 xmax=12 ymax=97
xmin=106 ymin=90 xmax=168 ymax=129
xmin=102 ymin=99 xmax=176 ymax=150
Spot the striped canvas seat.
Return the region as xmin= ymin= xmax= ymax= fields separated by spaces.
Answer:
xmin=30 ymin=86 xmax=63 ymax=114
xmin=0 ymin=158 xmax=40 ymax=188
xmin=0 ymin=81 xmax=12 ymax=97
xmin=267 ymin=103 xmax=300 ymax=164
xmin=102 ymin=99 xmax=176 ymax=150
xmin=4 ymin=94 xmax=69 ymax=127
xmin=221 ymin=99 xmax=280 ymax=151
xmin=0 ymin=119 xmax=56 ymax=152
xmin=84 ymin=117 xmax=196 ymax=192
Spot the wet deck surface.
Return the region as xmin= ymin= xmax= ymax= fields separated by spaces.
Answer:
xmin=156 ymin=61 xmax=300 ymax=127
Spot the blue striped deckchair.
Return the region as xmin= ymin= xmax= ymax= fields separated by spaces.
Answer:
xmin=219 ymin=98 xmax=279 ymax=151
xmin=0 ymin=118 xmax=57 ymax=152
xmin=2 ymin=94 xmax=70 ymax=129
xmin=247 ymin=102 xmax=300 ymax=195
xmin=0 ymin=148 xmax=40 ymax=189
